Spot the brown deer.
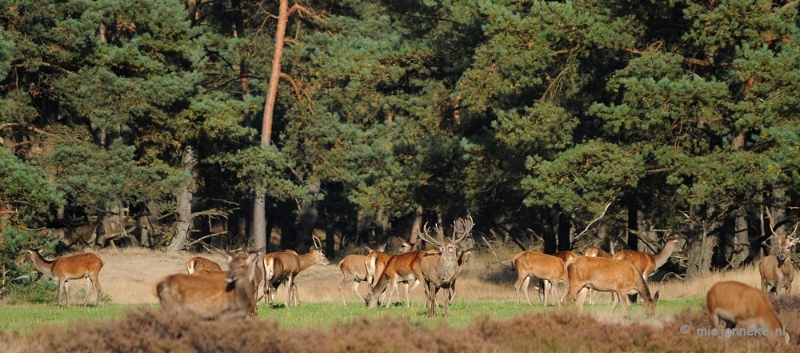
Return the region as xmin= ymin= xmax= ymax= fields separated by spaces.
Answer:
xmin=264 ymin=236 xmax=331 ymax=308
xmin=552 ymin=250 xmax=578 ymax=263
xmin=193 ymin=248 xmax=266 ymax=304
xmin=25 ymin=249 xmax=104 ymax=308
xmin=337 ymin=244 xmax=385 ymax=307
xmin=154 ymin=250 xmax=260 ymax=320
xmin=584 ymin=246 xmax=613 ymax=305
xmin=759 ymin=223 xmax=798 ymax=296
xmin=612 ymin=237 xmax=680 ymax=303
xmin=612 ymin=238 xmax=681 ymax=281
xmin=186 ymin=256 xmax=222 ymax=274
xmin=512 ymin=251 xmax=569 ymax=307
xmin=563 ymin=256 xmax=659 ymax=316
xmin=364 ymin=240 xmax=415 ymax=302
xmin=366 ymin=249 xmax=427 ymax=308
xmin=418 ymin=216 xmax=474 ymax=316
xmin=707 ymin=281 xmax=790 ymax=344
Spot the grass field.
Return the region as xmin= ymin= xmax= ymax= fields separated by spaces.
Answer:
xmin=0 ymin=296 xmax=705 ymax=336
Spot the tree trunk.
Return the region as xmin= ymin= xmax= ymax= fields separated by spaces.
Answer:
xmin=557 ymin=212 xmax=571 ymax=251
xmin=627 ymin=199 xmax=639 ymax=251
xmin=166 ymin=146 xmax=196 ymax=252
xmin=296 ymin=180 xmax=321 ymax=253
xmin=542 ymin=209 xmax=557 ymax=254
xmin=253 ymin=0 xmax=291 ymax=253
xmin=409 ymin=205 xmax=424 ymax=246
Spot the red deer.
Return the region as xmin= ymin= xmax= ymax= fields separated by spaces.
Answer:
xmin=612 ymin=238 xmax=681 ymax=281
xmin=26 ymin=249 xmax=104 ymax=308
xmin=154 ymin=251 xmax=259 ymax=320
xmin=186 ymin=256 xmax=222 ymax=274
xmin=512 ymin=251 xmax=569 ymax=307
xmin=364 ymin=240 xmax=415 ymax=302
xmin=441 ymin=248 xmax=473 ymax=306
xmin=759 ymin=224 xmax=798 ymax=296
xmin=264 ymin=236 xmax=331 ymax=308
xmin=192 ymin=248 xmax=265 ymax=312
xmin=612 ymin=238 xmax=680 ymax=302
xmin=563 ymin=256 xmax=659 ymax=316
xmin=584 ymin=246 xmax=613 ymax=305
xmin=707 ymin=281 xmax=790 ymax=344
xmin=418 ymin=216 xmax=474 ymax=316
xmin=552 ymin=250 xmax=578 ymax=263
xmin=366 ymin=249 xmax=427 ymax=308
xmin=337 ymin=244 xmax=384 ymax=306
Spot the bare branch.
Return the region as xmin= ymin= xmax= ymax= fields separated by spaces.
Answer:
xmin=572 ymin=200 xmax=613 ymax=241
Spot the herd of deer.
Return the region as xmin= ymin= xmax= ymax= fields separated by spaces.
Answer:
xmin=22 ymin=218 xmax=798 ymax=343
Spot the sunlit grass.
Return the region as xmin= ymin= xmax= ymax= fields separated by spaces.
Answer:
xmin=0 ymin=297 xmax=703 ymax=336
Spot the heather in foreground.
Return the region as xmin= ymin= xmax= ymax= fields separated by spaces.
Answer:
xmin=2 ymin=303 xmax=800 ymax=353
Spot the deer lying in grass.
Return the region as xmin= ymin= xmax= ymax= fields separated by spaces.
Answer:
xmin=584 ymin=246 xmax=613 ymax=305
xmin=418 ymin=216 xmax=474 ymax=316
xmin=186 ymin=256 xmax=222 ymax=274
xmin=26 ymin=249 xmax=104 ymax=308
xmin=512 ymin=251 xmax=569 ymax=307
xmin=155 ymin=250 xmax=259 ymax=320
xmin=707 ymin=281 xmax=790 ymax=344
xmin=759 ymin=224 xmax=798 ymax=296
xmin=563 ymin=256 xmax=659 ymax=316
xmin=264 ymin=236 xmax=331 ymax=308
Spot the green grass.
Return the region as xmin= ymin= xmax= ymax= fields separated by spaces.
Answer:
xmin=0 ymin=298 xmax=704 ymax=336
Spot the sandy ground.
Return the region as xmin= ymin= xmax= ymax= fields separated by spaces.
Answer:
xmin=71 ymin=248 xmax=781 ymax=307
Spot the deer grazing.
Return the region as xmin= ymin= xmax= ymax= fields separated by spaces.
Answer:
xmin=154 ymin=250 xmax=260 ymax=320
xmin=339 ymin=241 xmax=414 ymax=307
xmin=264 ymin=235 xmax=331 ymax=308
xmin=563 ymin=256 xmax=659 ymax=316
xmin=25 ymin=249 xmax=104 ymax=308
xmin=759 ymin=223 xmax=798 ymax=296
xmin=366 ymin=249 xmax=427 ymax=308
xmin=512 ymin=251 xmax=569 ymax=307
xmin=337 ymin=244 xmax=384 ymax=307
xmin=707 ymin=281 xmax=790 ymax=344
xmin=584 ymin=246 xmax=613 ymax=305
xmin=612 ymin=237 xmax=680 ymax=302
xmin=186 ymin=256 xmax=222 ymax=274
xmin=418 ymin=216 xmax=474 ymax=316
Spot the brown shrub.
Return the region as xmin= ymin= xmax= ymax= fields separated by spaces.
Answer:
xmin=8 ymin=306 xmax=800 ymax=353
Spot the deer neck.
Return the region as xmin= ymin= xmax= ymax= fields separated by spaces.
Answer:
xmin=298 ymin=252 xmax=317 ymax=272
xmin=652 ymin=242 xmax=676 ymax=270
xmin=28 ymin=251 xmax=55 ymax=278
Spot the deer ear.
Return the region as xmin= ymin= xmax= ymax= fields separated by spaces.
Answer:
xmin=378 ymin=244 xmax=386 ymax=252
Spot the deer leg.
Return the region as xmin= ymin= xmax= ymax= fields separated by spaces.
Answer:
xmin=574 ymin=285 xmax=587 ymax=313
xmin=384 ymin=279 xmax=396 ymax=308
xmin=92 ymin=273 xmax=102 ymax=306
xmin=514 ymin=273 xmax=527 ymax=305
xmin=284 ymin=277 xmax=293 ymax=307
xmin=403 ymin=281 xmax=412 ymax=307
xmin=542 ymin=280 xmax=552 ymax=306
xmin=84 ymin=277 xmax=92 ymax=307
xmin=448 ymin=280 xmax=457 ymax=306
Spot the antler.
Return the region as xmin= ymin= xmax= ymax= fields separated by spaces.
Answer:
xmin=419 ymin=222 xmax=444 ymax=246
xmin=452 ymin=216 xmax=474 ymax=244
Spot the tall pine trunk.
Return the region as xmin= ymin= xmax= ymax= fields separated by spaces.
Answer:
xmin=167 ymin=146 xmax=196 ymax=252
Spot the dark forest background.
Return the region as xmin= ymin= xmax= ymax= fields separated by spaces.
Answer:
xmin=3 ymin=0 xmax=800 ymax=289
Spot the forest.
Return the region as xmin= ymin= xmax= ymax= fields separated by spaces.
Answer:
xmin=2 ymin=0 xmax=800 ymax=292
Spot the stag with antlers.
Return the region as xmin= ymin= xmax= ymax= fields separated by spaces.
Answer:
xmin=759 ymin=210 xmax=799 ymax=296
xmin=418 ymin=216 xmax=474 ymax=317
